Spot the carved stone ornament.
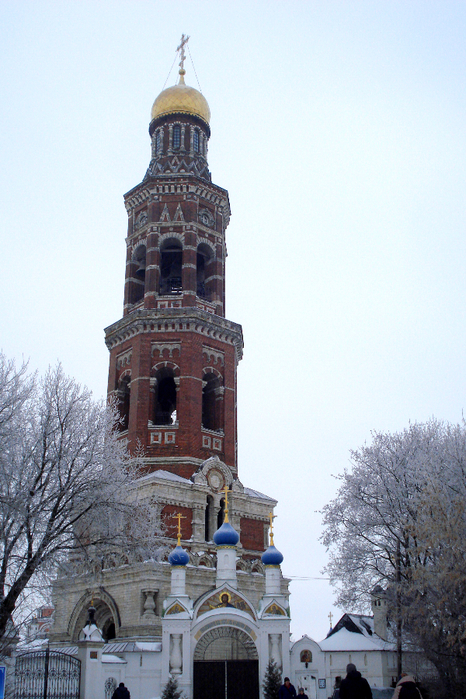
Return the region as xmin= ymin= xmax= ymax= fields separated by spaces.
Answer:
xmin=199 ymin=208 xmax=214 ymax=228
xmin=135 ymin=211 xmax=148 ymax=229
xmin=192 ymin=455 xmax=232 ymax=488
xmin=207 ymin=469 xmax=224 ymax=492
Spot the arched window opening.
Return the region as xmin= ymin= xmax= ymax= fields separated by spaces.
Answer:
xmin=196 ymin=244 xmax=212 ymax=300
xmin=117 ymin=376 xmax=131 ymax=432
xmin=130 ymin=244 xmax=146 ymax=305
xmin=173 ymin=125 xmax=181 ymax=149
xmin=102 ymin=620 xmax=116 ymax=643
xmin=156 ymin=130 xmax=161 ymax=153
xmin=202 ymin=372 xmax=222 ymax=431
xmin=205 ymin=494 xmax=213 ymax=541
xmin=193 ymin=129 xmax=200 ymax=153
xmin=217 ymin=497 xmax=225 ymax=529
xmin=154 ymin=369 xmax=177 ymax=425
xmin=160 ymin=239 xmax=182 ymax=295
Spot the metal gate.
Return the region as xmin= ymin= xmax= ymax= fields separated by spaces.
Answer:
xmin=14 ymin=648 xmax=81 ymax=699
xmin=193 ymin=659 xmax=259 ymax=699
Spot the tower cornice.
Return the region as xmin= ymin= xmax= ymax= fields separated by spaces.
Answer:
xmin=105 ymin=307 xmax=243 ymax=360
xmin=124 ymin=178 xmax=230 ymax=214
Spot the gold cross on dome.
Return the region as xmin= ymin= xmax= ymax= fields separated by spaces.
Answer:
xmin=172 ymin=512 xmax=186 ymax=546
xmin=223 ymin=485 xmax=230 ymax=523
xmin=268 ymin=511 xmax=276 ymax=546
xmin=177 ymin=34 xmax=190 ymax=71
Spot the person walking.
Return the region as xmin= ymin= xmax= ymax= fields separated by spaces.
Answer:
xmin=298 ymin=688 xmax=309 ymax=699
xmin=392 ymin=673 xmax=422 ymax=699
xmin=339 ymin=663 xmax=372 ymax=699
xmin=112 ymin=682 xmax=131 ymax=699
xmin=279 ymin=677 xmax=297 ymax=699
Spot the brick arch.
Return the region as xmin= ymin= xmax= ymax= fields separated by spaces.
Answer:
xmin=197 ymin=553 xmax=215 ymax=568
xmin=131 ymin=239 xmax=147 ymax=256
xmin=193 ymin=626 xmax=258 ymax=661
xmin=152 ymin=362 xmax=180 ymax=377
xmin=159 ymin=231 xmax=184 ymax=247
xmin=236 ymin=559 xmax=249 ymax=572
xmin=202 ymin=367 xmax=223 ymax=381
xmin=118 ymin=369 xmax=132 ymax=382
xmin=250 ymin=560 xmax=265 ymax=575
xmin=196 ymin=237 xmax=216 ymax=257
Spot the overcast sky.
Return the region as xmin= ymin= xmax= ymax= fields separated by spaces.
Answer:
xmin=2 ymin=1 xmax=466 ymax=643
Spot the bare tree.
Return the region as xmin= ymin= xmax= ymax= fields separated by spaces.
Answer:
xmin=321 ymin=419 xmax=466 ymax=697
xmin=0 ymin=354 xmax=162 ymax=642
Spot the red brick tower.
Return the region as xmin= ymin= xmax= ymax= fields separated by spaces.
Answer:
xmin=105 ymin=62 xmax=242 ymax=481
xmin=50 ymin=47 xmax=289 ymax=648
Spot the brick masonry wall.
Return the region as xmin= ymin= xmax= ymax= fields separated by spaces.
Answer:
xmin=162 ymin=504 xmax=193 ymax=540
xmin=240 ymin=518 xmax=266 ymax=552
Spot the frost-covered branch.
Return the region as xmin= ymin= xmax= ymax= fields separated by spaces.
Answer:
xmin=321 ymin=419 xmax=466 ymax=695
xmin=0 ymin=354 xmax=163 ymax=642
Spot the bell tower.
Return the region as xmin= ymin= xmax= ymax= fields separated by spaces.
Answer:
xmin=105 ymin=48 xmax=242 ymax=480
xmin=51 ymin=43 xmax=291 ymax=652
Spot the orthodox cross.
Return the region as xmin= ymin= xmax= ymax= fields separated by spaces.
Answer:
xmin=328 ymin=611 xmax=333 ymax=629
xmin=172 ymin=512 xmax=186 ymax=546
xmin=268 ymin=511 xmax=276 ymax=546
xmin=223 ymin=485 xmax=230 ymax=523
xmin=177 ymin=34 xmax=190 ymax=71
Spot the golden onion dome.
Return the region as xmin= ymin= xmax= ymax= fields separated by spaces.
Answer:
xmin=151 ymin=69 xmax=211 ymax=125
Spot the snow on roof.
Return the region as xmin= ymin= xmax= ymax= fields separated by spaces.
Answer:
xmin=17 ymin=639 xmax=48 ymax=651
xmin=319 ymin=626 xmax=395 ymax=652
xmin=319 ymin=627 xmax=387 ymax=651
xmin=138 ymin=470 xmax=192 ymax=484
xmin=348 ymin=614 xmax=374 ymax=635
xmin=243 ymin=487 xmax=275 ymax=501
xmin=135 ymin=641 xmax=162 ymax=652
xmin=102 ymin=654 xmax=127 ymax=663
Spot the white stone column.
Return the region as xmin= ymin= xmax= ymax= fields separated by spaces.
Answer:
xmin=192 ymin=504 xmax=205 ymax=542
xmin=270 ymin=633 xmax=282 ymax=669
xmin=170 ymin=633 xmax=183 ymax=676
xmin=142 ymin=590 xmax=157 ymax=621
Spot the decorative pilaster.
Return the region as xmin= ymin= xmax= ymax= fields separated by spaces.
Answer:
xmin=269 ymin=633 xmax=282 ymax=668
xmin=170 ymin=633 xmax=183 ymax=675
xmin=142 ymin=590 xmax=157 ymax=621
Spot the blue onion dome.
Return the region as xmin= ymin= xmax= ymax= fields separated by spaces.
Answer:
xmin=261 ymin=544 xmax=284 ymax=566
xmin=213 ymin=521 xmax=240 ymax=547
xmin=168 ymin=545 xmax=189 ymax=567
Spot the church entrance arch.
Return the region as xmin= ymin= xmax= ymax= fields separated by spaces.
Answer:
xmin=69 ymin=591 xmax=120 ymax=643
xmin=193 ymin=626 xmax=259 ymax=699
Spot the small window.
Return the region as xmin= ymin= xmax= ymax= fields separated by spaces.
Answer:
xmin=160 ymin=239 xmax=182 ymax=295
xmin=202 ymin=372 xmax=222 ymax=431
xmin=173 ymin=125 xmax=181 ymax=149
xmin=156 ymin=130 xmax=161 ymax=152
xmin=117 ymin=376 xmax=131 ymax=431
xmin=153 ymin=371 xmax=177 ymax=425
xmin=193 ymin=130 xmax=199 ymax=153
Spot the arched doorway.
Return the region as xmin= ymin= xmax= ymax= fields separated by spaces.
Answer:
xmin=69 ymin=591 xmax=120 ymax=643
xmin=193 ymin=626 xmax=259 ymax=699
